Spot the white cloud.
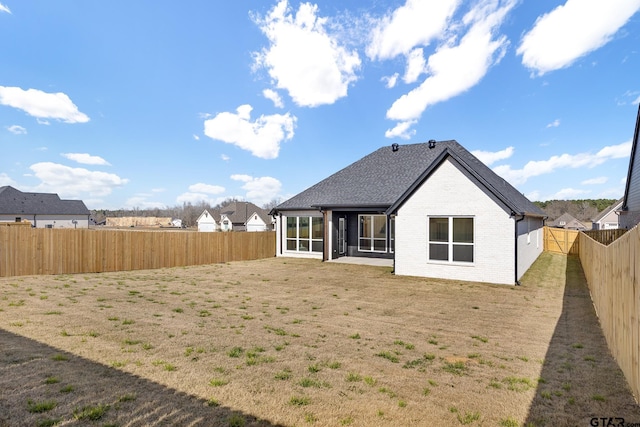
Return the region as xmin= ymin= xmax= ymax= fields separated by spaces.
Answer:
xmin=581 ymin=176 xmax=608 ymax=185
xmin=366 ymin=0 xmax=459 ymax=60
xmin=6 ymin=125 xmax=26 ymax=134
xmin=253 ymin=0 xmax=361 ymax=107
xmin=471 ymin=146 xmax=514 ymax=166
xmin=203 ymin=104 xmax=296 ymax=159
xmin=188 ymin=183 xmax=225 ymax=194
xmin=221 ymin=154 xmax=230 ymax=162
xmin=546 ymin=119 xmax=560 ymax=128
xmin=28 ymin=162 xmax=128 ymax=198
xmin=123 ymin=196 xmax=167 ymax=210
xmin=384 ymin=120 xmax=416 ymax=140
xmin=493 ymin=141 xmax=632 ymax=185
xmin=263 ymin=89 xmax=284 ymax=108
xmin=0 ymin=86 xmax=89 ymax=123
xmin=403 ymin=48 xmax=426 ymax=84
xmin=525 ymin=190 xmax=541 ymax=202
xmin=0 ymin=3 xmax=10 ymax=13
xmin=385 ymin=0 xmax=515 ymax=124
xmin=62 ymin=153 xmax=111 ymax=166
xmin=517 ymin=0 xmax=640 ymax=76
xmin=175 ymin=183 xmax=226 ymax=205
xmin=0 ymin=173 xmax=17 ymax=186
xmin=547 ymin=188 xmax=591 ymax=200
xmin=230 ymin=174 xmax=253 ymax=182
xmin=193 ymin=134 xmax=200 ymax=141
xmin=175 ymin=192 xmax=228 ymax=206
xmin=231 ymin=174 xmax=283 ymax=206
xmin=382 ymin=73 xmax=399 ymax=89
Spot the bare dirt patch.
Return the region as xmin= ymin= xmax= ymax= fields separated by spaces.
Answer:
xmin=0 ymin=253 xmax=638 ymax=426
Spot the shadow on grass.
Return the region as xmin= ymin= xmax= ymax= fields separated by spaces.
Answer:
xmin=0 ymin=328 xmax=283 ymax=427
xmin=524 ymin=255 xmax=640 ymax=426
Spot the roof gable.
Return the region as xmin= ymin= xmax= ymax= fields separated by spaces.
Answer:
xmin=219 ymin=202 xmax=269 ymax=224
xmin=275 ymin=140 xmax=544 ymax=217
xmin=592 ymin=198 xmax=623 ymax=222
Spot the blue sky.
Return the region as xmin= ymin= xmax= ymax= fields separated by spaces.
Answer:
xmin=1 ymin=1 xmax=639 ymax=210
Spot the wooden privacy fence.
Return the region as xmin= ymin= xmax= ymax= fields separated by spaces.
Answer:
xmin=583 ymin=228 xmax=628 ymax=246
xmin=544 ymin=226 xmax=580 ymax=255
xmin=579 ymin=226 xmax=640 ymax=401
xmin=0 ymin=228 xmax=276 ymax=277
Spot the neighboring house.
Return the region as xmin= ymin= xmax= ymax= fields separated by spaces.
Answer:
xmin=271 ymin=140 xmax=546 ymax=285
xmin=620 ymin=104 xmax=640 ymax=229
xmin=196 ymin=209 xmax=219 ymax=232
xmin=0 ymin=186 xmax=90 ymax=228
xmin=591 ymin=198 xmax=623 ymax=230
xmin=548 ymin=213 xmax=587 ymax=231
xmin=219 ymin=202 xmax=271 ymax=232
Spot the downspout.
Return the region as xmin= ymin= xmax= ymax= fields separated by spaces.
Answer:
xmin=512 ymin=212 xmax=525 ymax=286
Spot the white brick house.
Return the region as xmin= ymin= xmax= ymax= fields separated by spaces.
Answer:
xmin=271 ymin=140 xmax=545 ymax=285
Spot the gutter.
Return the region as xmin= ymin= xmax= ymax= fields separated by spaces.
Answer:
xmin=512 ymin=211 xmax=526 ymax=286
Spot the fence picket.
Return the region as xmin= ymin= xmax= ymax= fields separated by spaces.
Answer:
xmin=0 ymin=228 xmax=275 ymax=277
xmin=580 ymin=225 xmax=640 ymax=402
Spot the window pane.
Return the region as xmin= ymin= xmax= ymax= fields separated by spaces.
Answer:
xmin=429 ymin=243 xmax=448 ymax=261
xmin=453 ymin=244 xmax=473 ymax=262
xmin=311 ymin=241 xmax=323 ymax=252
xmin=299 ymin=239 xmax=309 ymax=251
xmin=359 ymin=238 xmax=369 ymax=250
xmin=373 ymin=215 xmax=387 ymax=238
xmin=360 ymin=216 xmax=371 ymax=238
xmin=286 ymin=239 xmax=297 ymax=251
xmin=299 ymin=217 xmax=309 ymax=239
xmin=453 ymin=218 xmax=473 ymax=243
xmin=286 ymin=217 xmax=297 ymax=238
xmin=429 ymin=218 xmax=448 ymax=242
xmin=312 ymin=217 xmax=323 ymax=239
xmin=373 ymin=239 xmax=386 ymax=252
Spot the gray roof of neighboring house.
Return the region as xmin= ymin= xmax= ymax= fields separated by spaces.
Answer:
xmin=274 ymin=140 xmax=545 ymax=217
xmin=220 ymin=202 xmax=270 ymax=224
xmin=548 ymin=212 xmax=586 ymax=229
xmin=0 ymin=186 xmax=90 ymax=216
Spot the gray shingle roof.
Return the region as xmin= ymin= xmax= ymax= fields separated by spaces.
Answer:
xmin=0 ymin=186 xmax=90 ymax=215
xmin=274 ymin=140 xmax=545 ymax=217
xmin=220 ymin=201 xmax=270 ymax=225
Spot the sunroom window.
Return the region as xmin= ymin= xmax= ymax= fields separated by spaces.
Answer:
xmin=428 ymin=216 xmax=474 ymax=263
xmin=286 ymin=216 xmax=323 ymax=253
xmin=359 ymin=215 xmax=387 ymax=252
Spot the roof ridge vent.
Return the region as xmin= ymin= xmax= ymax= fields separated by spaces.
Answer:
xmin=428 ymin=139 xmax=436 ymax=149
xmin=391 ymin=143 xmax=399 ymax=152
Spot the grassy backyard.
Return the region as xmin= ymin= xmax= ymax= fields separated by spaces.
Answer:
xmin=0 ymin=252 xmax=638 ymax=426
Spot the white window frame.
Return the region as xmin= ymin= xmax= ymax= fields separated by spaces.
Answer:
xmin=358 ymin=214 xmax=387 ymax=253
xmin=389 ymin=216 xmax=395 ymax=254
xmin=427 ymin=216 xmax=475 ymax=264
xmin=285 ymin=216 xmax=323 ymax=253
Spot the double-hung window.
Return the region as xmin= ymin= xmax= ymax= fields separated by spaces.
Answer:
xmin=359 ymin=215 xmax=387 ymax=252
xmin=286 ymin=216 xmax=323 ymax=253
xmin=428 ymin=216 xmax=474 ymax=263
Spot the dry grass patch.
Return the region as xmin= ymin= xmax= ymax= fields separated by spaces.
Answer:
xmin=0 ymin=253 xmax=638 ymax=426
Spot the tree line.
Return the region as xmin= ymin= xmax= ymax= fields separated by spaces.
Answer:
xmin=91 ymin=197 xmax=282 ymax=228
xmin=533 ymin=198 xmax=619 ymax=222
